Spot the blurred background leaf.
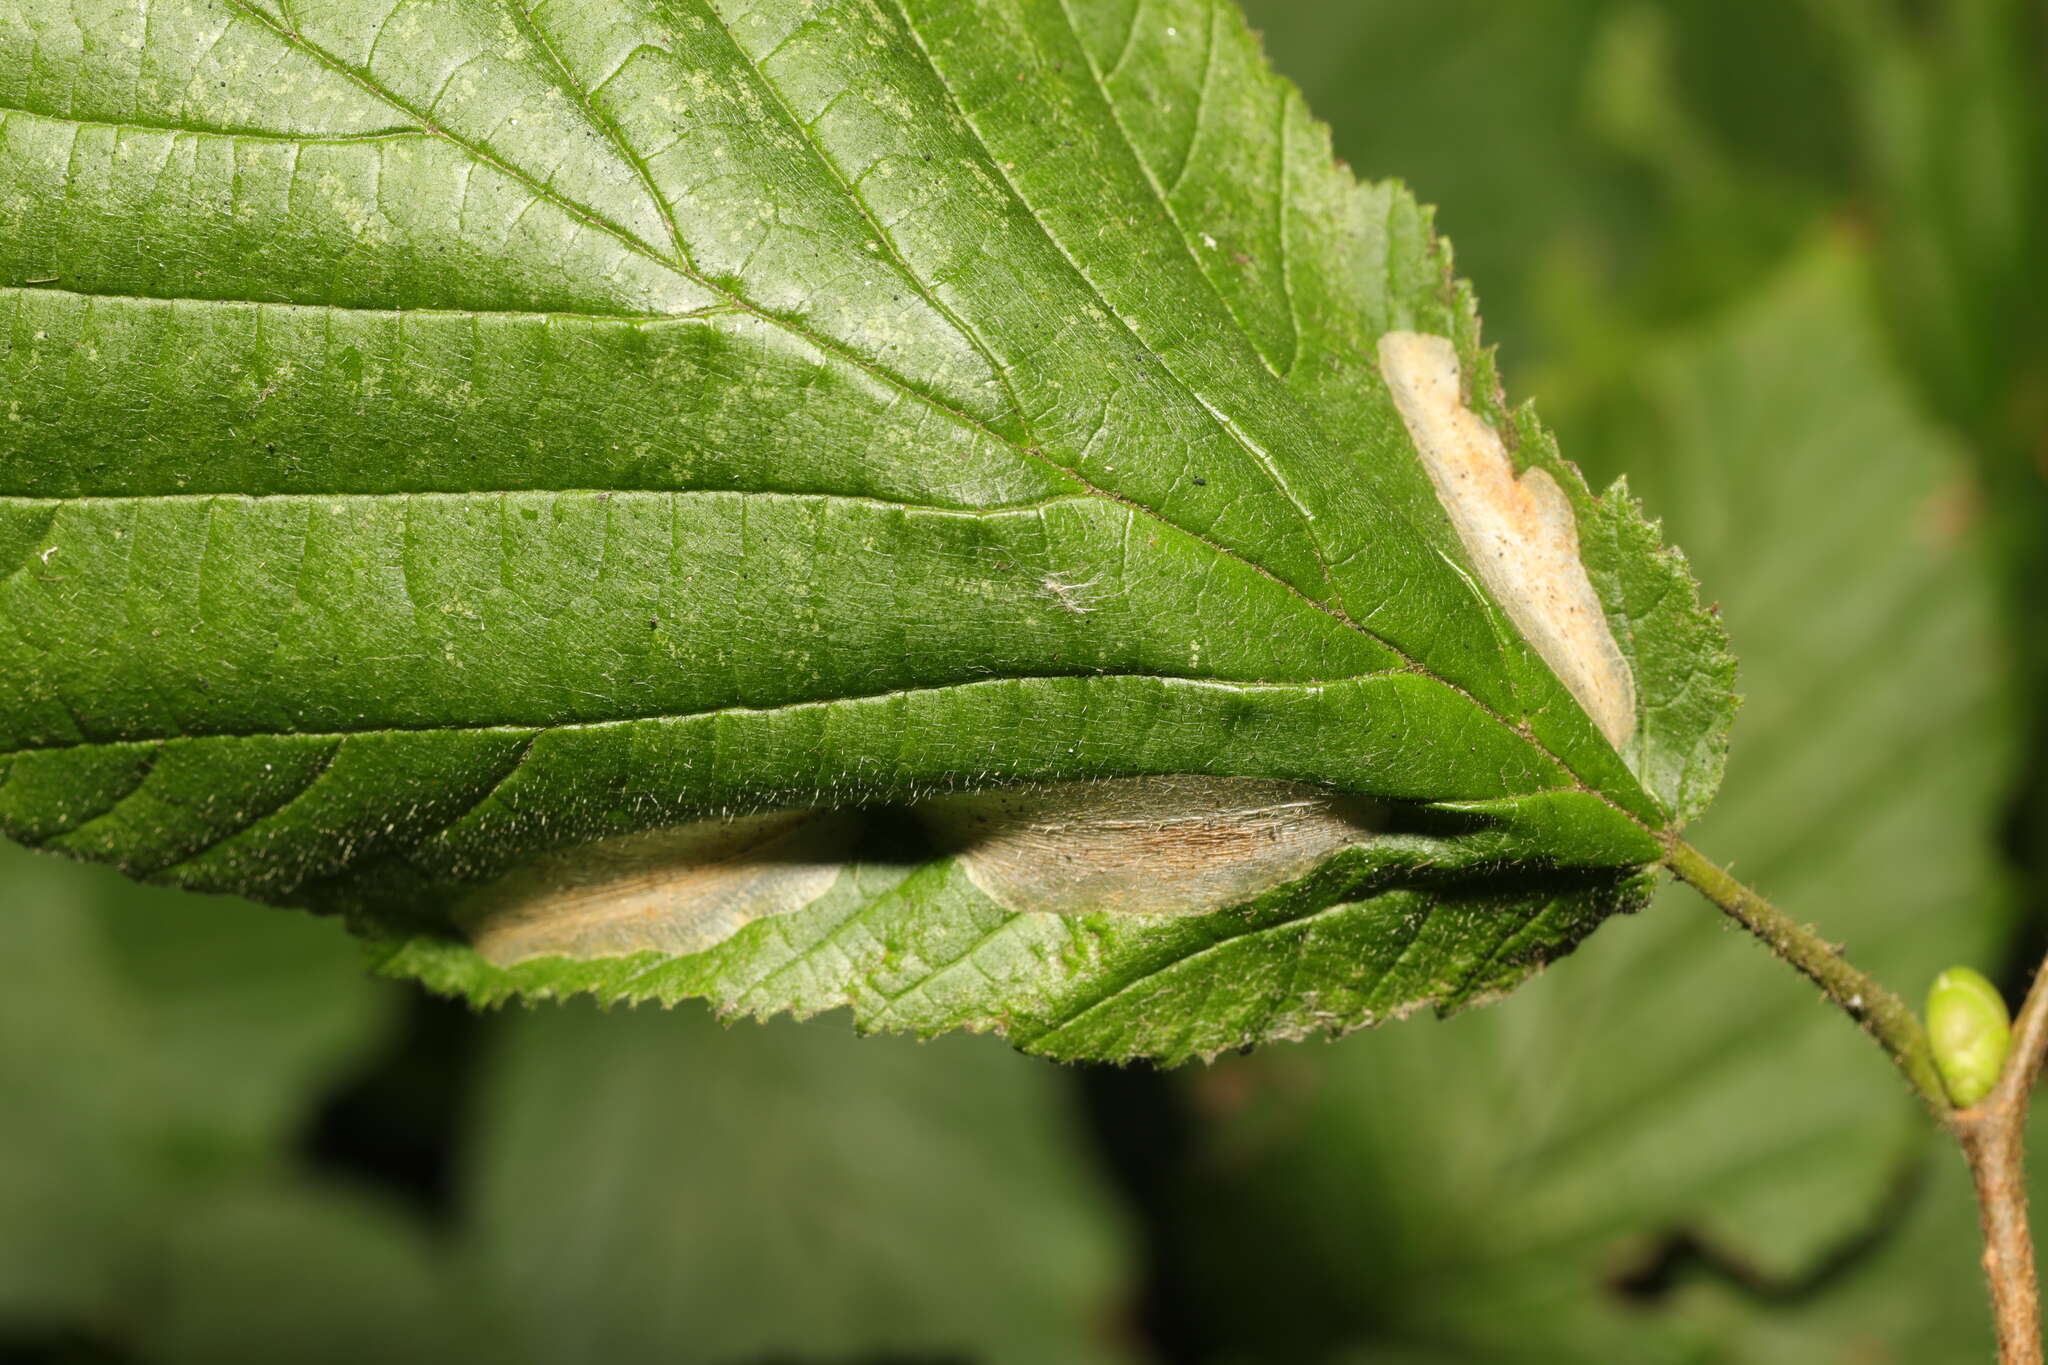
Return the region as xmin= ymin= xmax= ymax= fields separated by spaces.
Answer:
xmin=3 ymin=1 xmax=2045 ymax=1362
xmin=459 ymin=1006 xmax=1135 ymax=1365
xmin=0 ymin=851 xmax=402 ymax=1347
xmin=1124 ymin=235 xmax=2017 ymax=1364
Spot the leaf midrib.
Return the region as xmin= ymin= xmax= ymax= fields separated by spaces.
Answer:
xmin=0 ymin=102 xmax=427 ymax=143
xmin=0 ymin=279 xmax=735 ymax=322
xmin=0 ymin=671 xmax=1416 ymax=756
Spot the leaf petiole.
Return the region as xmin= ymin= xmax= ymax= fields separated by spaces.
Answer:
xmin=1661 ymin=837 xmax=1948 ymax=1115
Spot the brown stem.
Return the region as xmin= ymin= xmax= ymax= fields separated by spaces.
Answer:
xmin=1662 ymin=839 xmax=2048 ymax=1360
xmin=1951 ymin=953 xmax=2048 ymax=1365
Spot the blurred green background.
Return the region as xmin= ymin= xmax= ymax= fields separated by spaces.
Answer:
xmin=4 ymin=1 xmax=2044 ymax=1361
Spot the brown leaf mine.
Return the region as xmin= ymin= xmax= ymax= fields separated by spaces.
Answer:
xmin=1378 ymin=331 xmax=1638 ymax=749
xmin=917 ymin=775 xmax=1388 ymax=917
xmin=458 ymin=809 xmax=859 ymax=964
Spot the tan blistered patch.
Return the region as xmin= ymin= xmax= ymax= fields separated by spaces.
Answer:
xmin=917 ymin=775 xmax=1387 ymax=917
xmin=1377 ymin=331 xmax=1638 ymax=748
xmin=458 ymin=810 xmax=859 ymax=965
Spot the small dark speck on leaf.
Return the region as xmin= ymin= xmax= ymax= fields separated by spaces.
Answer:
xmin=1193 ymin=477 xmax=1206 ymax=486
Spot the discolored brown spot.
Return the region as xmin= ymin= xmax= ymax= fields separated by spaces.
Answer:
xmin=1378 ymin=332 xmax=1638 ymax=749
xmin=458 ymin=809 xmax=860 ymax=965
xmin=917 ymin=775 xmax=1388 ymax=917
xmin=1917 ymin=478 xmax=1980 ymax=549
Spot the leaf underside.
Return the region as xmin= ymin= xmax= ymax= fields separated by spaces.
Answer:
xmin=0 ymin=0 xmax=1732 ymax=1059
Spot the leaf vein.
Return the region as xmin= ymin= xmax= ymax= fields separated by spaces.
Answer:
xmin=0 ymin=670 xmax=1411 ymax=758
xmin=886 ymin=0 xmax=1336 ymax=597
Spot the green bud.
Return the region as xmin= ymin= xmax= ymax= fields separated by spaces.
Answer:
xmin=1927 ymin=966 xmax=2012 ymax=1107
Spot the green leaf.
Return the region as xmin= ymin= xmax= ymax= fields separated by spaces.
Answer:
xmin=460 ymin=1004 xmax=1135 ymax=1365
xmin=138 ymin=1183 xmax=492 ymax=1365
xmin=1236 ymin=0 xmax=1845 ymax=366
xmin=1815 ymin=0 xmax=2048 ymax=889
xmin=0 ymin=840 xmax=395 ymax=1326
xmin=0 ymin=0 xmax=1731 ymax=1056
xmin=1146 ymin=240 xmax=2019 ymax=1359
